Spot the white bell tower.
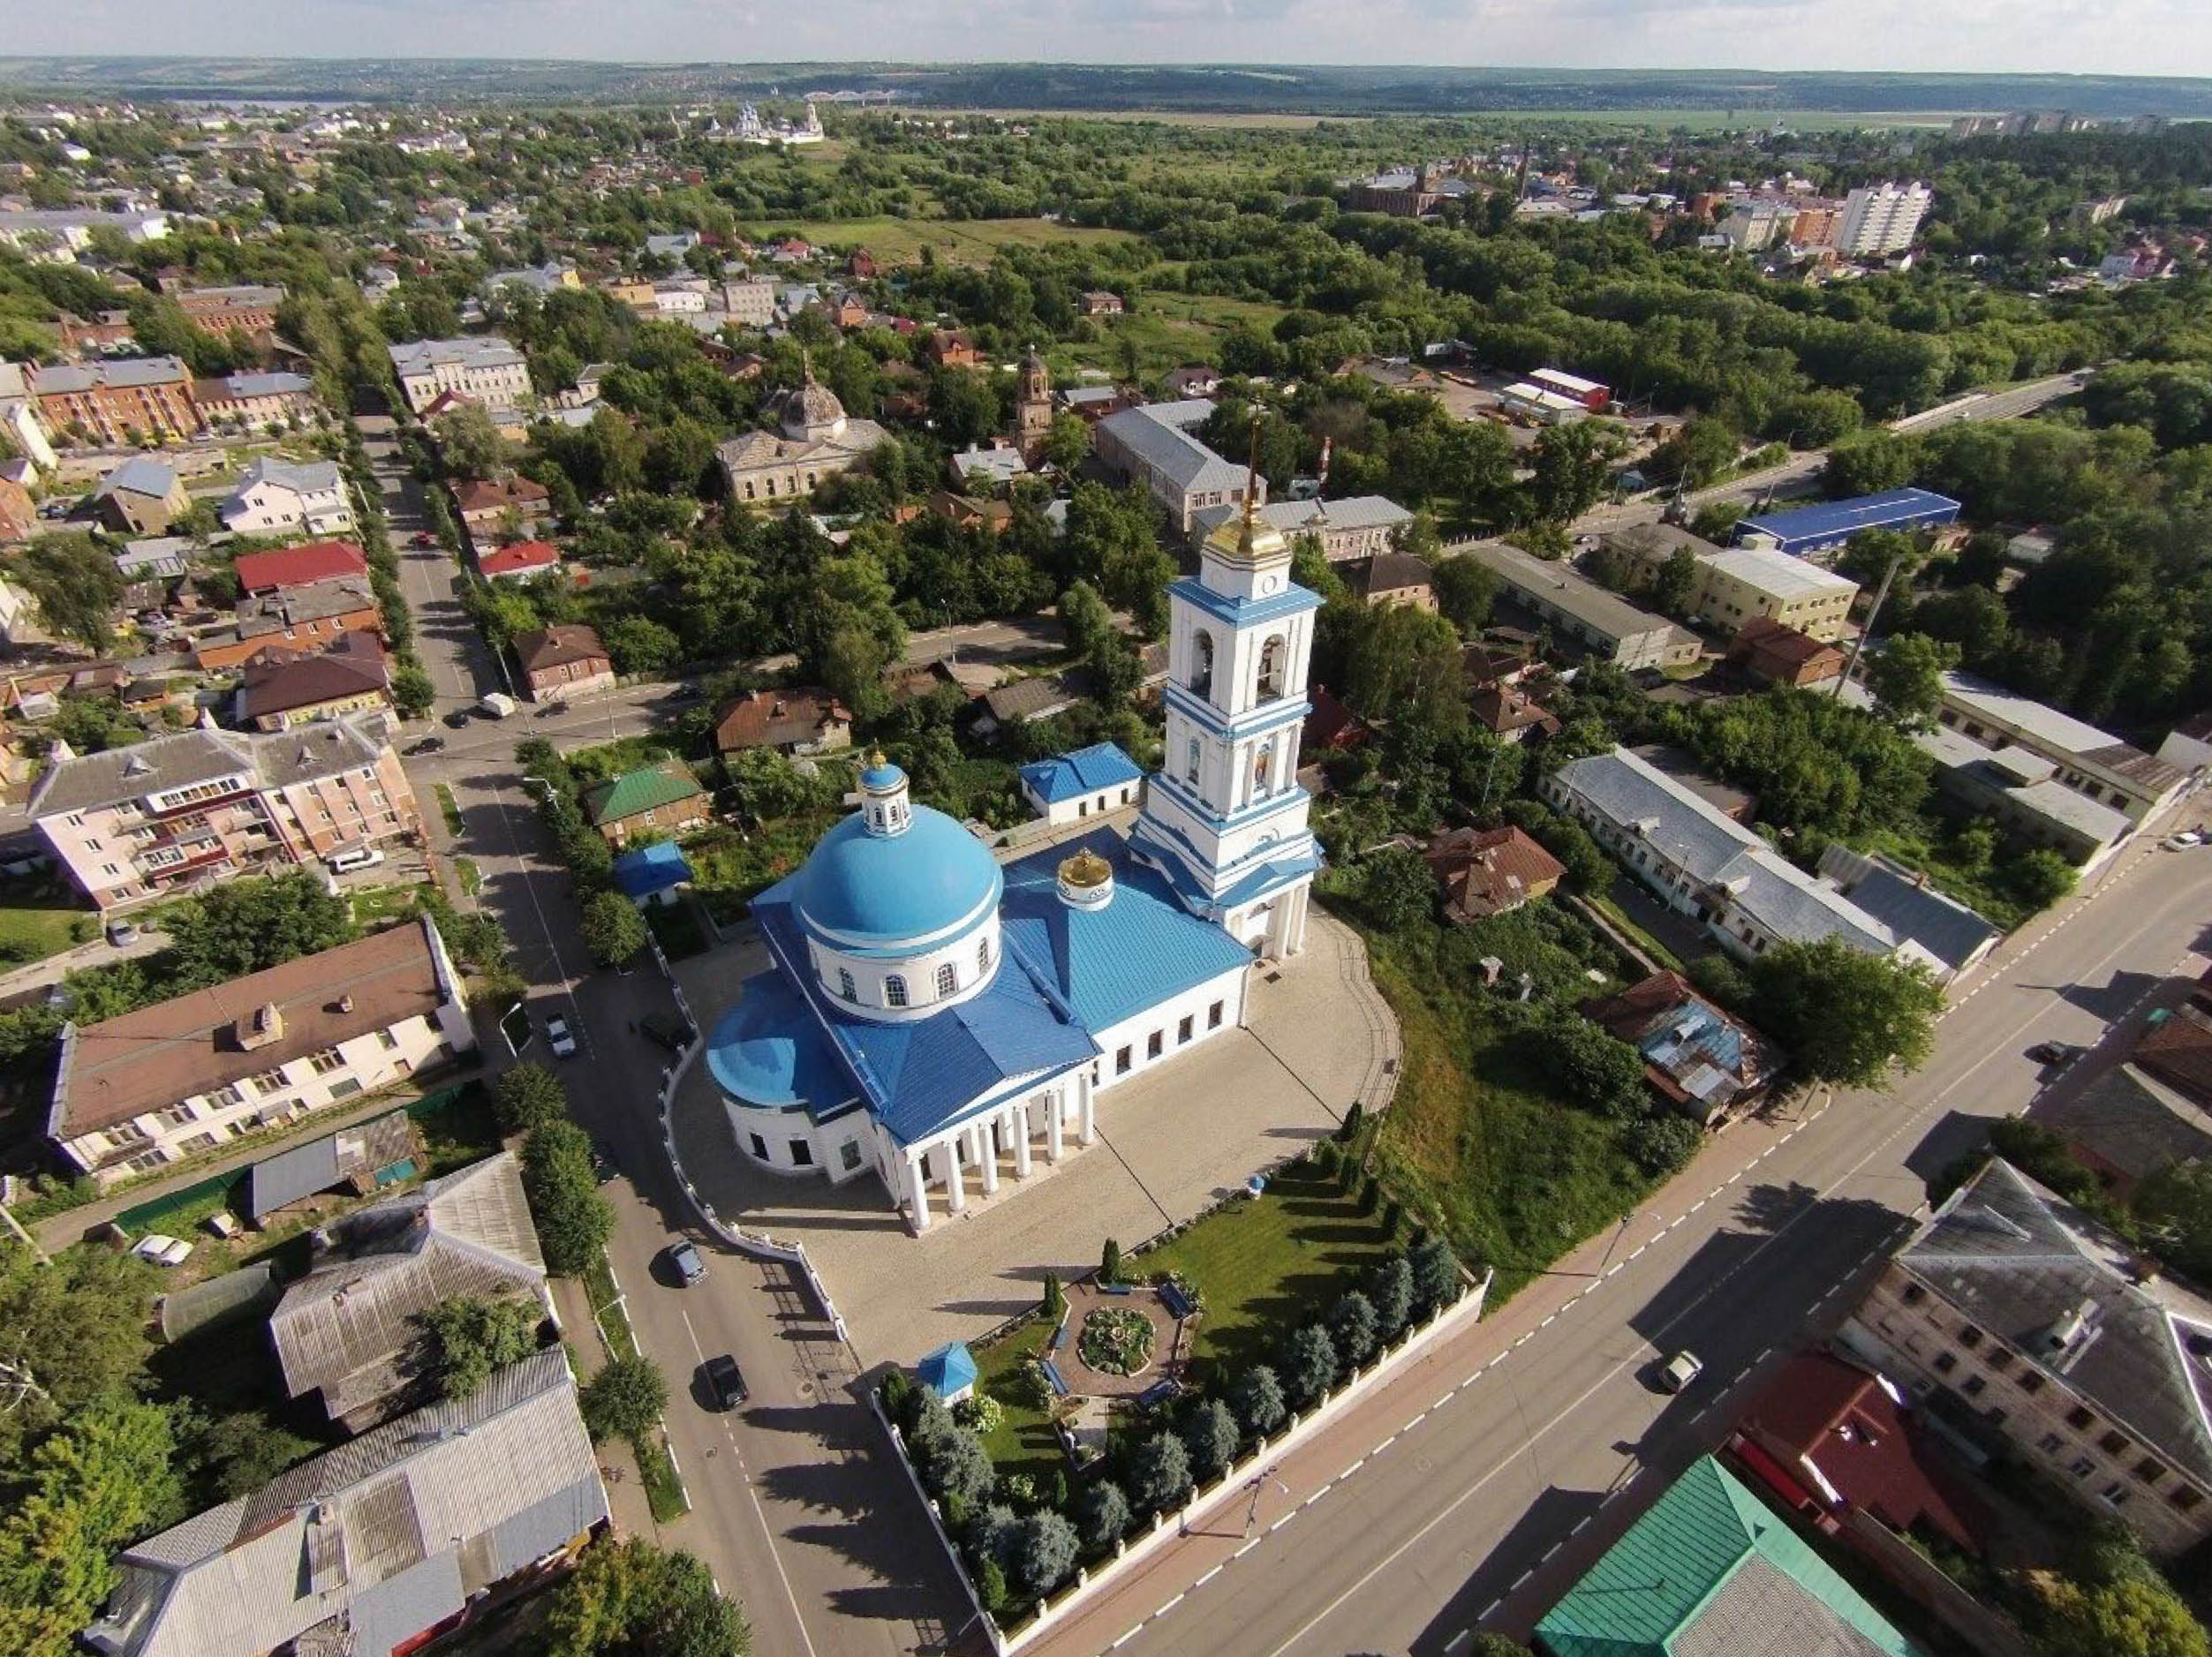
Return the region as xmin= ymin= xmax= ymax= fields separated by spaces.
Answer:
xmin=1129 ymin=431 xmax=1322 ymax=960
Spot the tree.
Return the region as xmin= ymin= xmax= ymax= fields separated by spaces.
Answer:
xmin=0 ymin=1244 xmax=153 ymax=1463
xmin=602 ymin=614 xmax=683 ymax=678
xmin=2004 ymin=847 xmax=2077 ymax=914
xmin=494 ymin=1062 xmax=570 ymax=1135
xmin=2134 ymin=1161 xmax=2212 ymax=1282
xmin=1369 ymin=1254 xmax=1414 ymax=1340
xmin=1749 ymin=938 xmax=1944 ymax=1088
xmin=389 ymin=661 xmax=434 ymax=719
xmin=579 ymin=889 xmax=650 ymax=968
xmin=1431 ymin=554 xmax=1497 ymax=636
xmin=419 ymin=1294 xmax=540 ymax=1400
xmin=1280 ymin=1324 xmax=1338 ymax=1409
xmin=1465 ymin=1638 xmax=1536 ymax=1657
xmin=1544 ymin=1017 xmax=1650 ymax=1118
xmin=162 ymin=874 xmax=356 ymax=986
xmin=1526 ymin=422 xmax=1619 ymax=523
xmin=2036 ymin=1571 xmax=2208 ymax=1657
xmin=1625 ymin=1115 xmax=1705 ymax=1178
xmin=542 ymin=1539 xmax=750 ymax=1657
xmin=1128 ymin=1430 xmax=1192 ymax=1514
xmin=1015 ymin=1509 xmax=1080 ymax=1598
xmin=10 ymin=532 xmax=126 ymax=654
xmin=1357 ymin=846 xmax=1437 ymax=934
xmin=1041 ymin=1273 xmax=1067 ymax=1323
xmin=175 ymin=1405 xmax=320 ymax=1503
xmin=924 ymin=1427 xmax=996 ymax=1512
xmin=0 ymin=1395 xmax=182 ymax=1657
xmin=1652 ymin=546 xmax=1699 ymax=617
xmin=583 ymin=1353 xmax=669 ymax=1443
xmin=523 ymin=1120 xmax=616 ymax=1275
xmin=433 ymin=403 xmax=510 ymax=479
xmin=1231 ymin=1364 xmax=1287 ymax=1437
xmin=1330 ymin=1291 xmax=1379 ymax=1367
xmin=1077 ymin=1478 xmax=1130 ymax=1551
xmin=1823 ymin=433 xmax=1920 ymax=499
xmin=1042 ymin=411 xmax=1091 ymax=473
xmin=1181 ymin=1397 xmax=1241 ymax=1482
xmin=1099 ymin=1237 xmax=1121 ymax=1284
xmin=1409 ymin=1238 xmax=1460 ymax=1314
xmin=1863 ymin=633 xmax=1961 ymax=734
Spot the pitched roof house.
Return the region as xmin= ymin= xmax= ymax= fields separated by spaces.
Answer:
xmin=513 ymin=624 xmax=613 ymax=703
xmin=1582 ymin=969 xmax=1782 ymax=1125
xmin=713 ymin=687 xmax=852 ymax=757
xmin=581 ymin=759 xmax=710 ymax=846
xmin=232 ymin=539 xmax=369 ymax=595
xmin=235 ymin=631 xmax=391 ymax=732
xmin=1424 ymin=826 xmax=1564 ymax=921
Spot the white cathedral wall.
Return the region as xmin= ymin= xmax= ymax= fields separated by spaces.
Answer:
xmin=721 ymin=1096 xmax=876 ymax=1186
xmin=1084 ymin=962 xmax=1250 ymax=1097
xmin=804 ymin=911 xmax=1004 ymax=1022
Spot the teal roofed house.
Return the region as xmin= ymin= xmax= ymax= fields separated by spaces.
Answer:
xmin=1535 ymin=1457 xmax=1919 ymax=1657
xmin=581 ymin=760 xmax=709 ymax=847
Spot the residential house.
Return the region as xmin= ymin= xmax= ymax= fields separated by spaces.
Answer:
xmin=1542 ymin=747 xmax=1908 ymax=964
xmin=1534 ymin=1456 xmax=1916 ymax=1657
xmin=1932 ymin=669 xmax=2188 ymax=826
xmin=2035 ymin=1062 xmax=2212 ymax=1198
xmin=1094 ymin=399 xmax=1260 ymax=533
xmin=1303 ymin=685 xmax=1369 ymax=754
xmin=949 ymin=442 xmax=1029 ymax=491
xmin=1730 ymin=614 xmax=1846 ymax=686
xmin=0 ymin=472 xmax=34 ymax=542
xmin=240 ymin=1107 xmax=417 ymax=1224
xmin=48 ymin=916 xmax=472 ymax=1181
xmin=233 ymin=539 xmax=368 ymax=596
xmin=1466 ymin=539 xmax=1701 ymax=672
xmin=514 ymin=625 xmax=614 ymax=703
xmin=581 ymin=760 xmax=710 ymax=847
xmin=722 ymin=276 xmax=778 ymax=328
xmin=612 ymin=840 xmax=694 ymax=908
xmin=2136 ymin=975 xmax=2212 ymax=1102
xmin=1018 ymin=742 xmax=1145 ymax=827
xmin=927 ymin=328 xmax=982 ymax=369
xmin=1839 ymin=1158 xmax=2212 ymax=1556
xmin=92 ymin=456 xmax=188 ymax=535
xmin=1813 ymin=845 xmax=2002 ymax=983
xmin=713 ymin=687 xmax=852 ymax=759
xmin=976 ymin=674 xmax=1083 ymax=734
xmin=1166 ymin=365 xmax=1221 ymax=398
xmin=1472 ymin=682 xmax=1561 ymax=743
xmin=220 ymin=456 xmax=355 ymax=537
xmin=1188 ymin=495 xmax=1414 ymax=562
xmin=1348 ymin=551 xmax=1435 ymax=610
xmin=190 ymin=371 xmax=317 ymax=429
xmin=453 ymin=474 xmax=551 ymax=540
xmin=29 ymin=356 xmax=199 ymax=445
xmin=930 ymin=491 xmax=1012 ymax=533
xmin=30 ymin=717 xmax=421 ymax=911
xmin=882 ymin=657 xmax=976 ymax=706
xmin=1582 ymin=969 xmax=1781 ymax=1124
xmin=715 ymin=375 xmax=887 ymax=505
xmin=1604 ymin=522 xmax=1858 ymax=642
xmin=194 ymin=581 xmax=383 ymax=673
xmin=235 ymin=631 xmax=391 ymax=732
xmin=483 ymin=261 xmax=578 ymax=299
xmin=478 ymin=539 xmax=561 ymax=583
xmin=173 ymin=282 xmax=284 ymax=346
xmin=57 ymin=308 xmax=138 ymax=353
xmin=268 ymin=1152 xmax=551 ymax=1427
xmin=387 ymin=336 xmax=532 ymax=415
xmin=1080 ymin=290 xmax=1126 ymax=316
xmin=80 ymin=1350 xmax=606 ymax=1657
xmin=1425 ymin=825 xmax=1564 ymax=921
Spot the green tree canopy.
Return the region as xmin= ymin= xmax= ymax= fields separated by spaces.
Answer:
xmin=1864 ymin=632 xmax=1962 ymax=734
xmin=1750 ymin=938 xmax=1944 ymax=1088
xmin=418 ymin=1294 xmax=541 ymax=1400
xmin=11 ymin=533 xmax=128 ymax=655
xmin=494 ymin=1061 xmax=570 ymax=1135
xmin=578 ymin=889 xmax=650 ymax=968
xmin=0 ymin=1246 xmax=154 ymax=1464
xmin=523 ymin=1120 xmax=616 ymax=1276
xmin=543 ymin=1540 xmax=751 ymax=1657
xmin=581 ymin=1353 xmax=669 ymax=1444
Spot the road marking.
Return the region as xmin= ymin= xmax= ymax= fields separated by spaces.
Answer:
xmin=1195 ymin=1565 xmax=1223 ymax=1588
xmin=1157 ymin=1592 xmax=1186 ymax=1614
xmin=1234 ymin=1539 xmax=1262 ymax=1559
xmin=1110 ymin=1626 xmax=1145 ymax=1649
xmin=1270 ymin=1514 xmax=1295 ymax=1534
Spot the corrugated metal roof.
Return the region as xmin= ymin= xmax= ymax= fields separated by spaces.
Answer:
xmin=1734 ymin=487 xmax=1960 ymax=549
xmin=1018 ymin=742 xmax=1144 ymax=805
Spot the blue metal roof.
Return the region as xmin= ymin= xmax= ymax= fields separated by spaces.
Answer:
xmin=1018 ymin=742 xmax=1144 ymax=806
xmin=1000 ymin=832 xmax=1257 ymax=1030
xmin=611 ymin=840 xmax=693 ymax=900
xmin=1126 ymin=812 xmax=1323 ymax=916
xmin=793 ymin=802 xmax=1002 ymax=950
xmin=1171 ymin=576 xmax=1324 ymax=633
xmin=917 ymin=1340 xmax=978 ymax=1397
xmin=1734 ymin=487 xmax=1961 ymax=551
xmin=706 ymin=972 xmax=855 ymax=1118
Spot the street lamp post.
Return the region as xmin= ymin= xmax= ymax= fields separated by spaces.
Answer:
xmin=1244 ymin=1463 xmax=1287 ymax=1535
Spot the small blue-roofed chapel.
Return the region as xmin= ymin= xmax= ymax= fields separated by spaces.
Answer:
xmin=705 ymin=483 xmax=1324 ymax=1232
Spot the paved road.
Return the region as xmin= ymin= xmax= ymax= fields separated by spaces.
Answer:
xmin=1021 ymin=810 xmax=2206 ymax=1657
xmin=356 ymin=419 xmax=975 ymax=1656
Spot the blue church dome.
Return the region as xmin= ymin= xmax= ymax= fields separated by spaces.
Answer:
xmin=795 ymin=802 xmax=1002 ymax=950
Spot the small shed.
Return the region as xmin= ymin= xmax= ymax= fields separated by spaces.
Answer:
xmin=612 ymin=840 xmax=695 ymax=908
xmin=916 ymin=1340 xmax=978 ymax=1406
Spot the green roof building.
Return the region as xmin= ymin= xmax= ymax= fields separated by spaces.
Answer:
xmin=580 ymin=760 xmax=710 ymax=845
xmin=1534 ymin=1457 xmax=1919 ymax=1657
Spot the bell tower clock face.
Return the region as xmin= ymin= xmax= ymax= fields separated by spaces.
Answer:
xmin=1260 ymin=575 xmax=1279 ymax=594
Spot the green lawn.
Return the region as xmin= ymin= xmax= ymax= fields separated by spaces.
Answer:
xmin=734 ymin=215 xmax=1136 ymax=267
xmin=1136 ymin=1156 xmax=1397 ymax=1382
xmin=683 ymin=812 xmax=839 ymax=921
xmin=970 ymin=1316 xmax=1065 ymax=1486
xmin=0 ymin=879 xmax=94 ymax=966
xmin=1055 ymin=292 xmax=1289 ymax=380
xmin=434 ymin=783 xmax=464 ymax=836
xmin=348 ymin=881 xmax=434 ymax=928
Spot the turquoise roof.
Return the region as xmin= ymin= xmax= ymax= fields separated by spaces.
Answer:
xmin=1535 ymin=1457 xmax=1918 ymax=1657
xmin=917 ymin=1340 xmax=978 ymax=1398
xmin=859 ymin=757 xmax=905 ymax=791
xmin=611 ymin=840 xmax=692 ymax=900
xmin=706 ymin=972 xmax=856 ymax=1118
xmin=794 ymin=802 xmax=1002 ymax=950
xmin=1019 ymin=742 xmax=1144 ymax=806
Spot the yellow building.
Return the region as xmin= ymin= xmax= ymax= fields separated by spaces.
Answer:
xmin=1604 ymin=523 xmax=1858 ymax=643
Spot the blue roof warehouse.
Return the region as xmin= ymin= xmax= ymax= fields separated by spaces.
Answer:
xmin=1733 ymin=487 xmax=1961 ymax=558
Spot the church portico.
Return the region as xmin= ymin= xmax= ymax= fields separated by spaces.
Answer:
xmin=896 ymin=1073 xmax=1092 ymax=1233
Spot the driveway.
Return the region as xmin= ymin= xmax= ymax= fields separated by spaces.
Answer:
xmin=667 ymin=911 xmax=1396 ymax=1366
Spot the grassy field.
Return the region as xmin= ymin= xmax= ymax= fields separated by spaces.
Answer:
xmin=735 ymin=215 xmax=1137 ymax=267
xmin=971 ymin=1316 xmax=1064 ymax=1487
xmin=0 ymin=879 xmax=93 ymax=965
xmin=1136 ymin=1156 xmax=1397 ymax=1382
xmin=1060 ymin=292 xmax=1289 ymax=380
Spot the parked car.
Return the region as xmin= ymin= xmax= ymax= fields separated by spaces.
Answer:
xmin=703 ymin=1353 xmax=748 ymax=1410
xmin=443 ymin=709 xmax=475 ymax=728
xmin=105 ymin=921 xmax=139 ymax=947
xmin=1658 ymin=1350 xmax=1702 ymax=1393
xmin=668 ymin=1240 xmax=706 ymax=1286
xmin=2027 ymin=1041 xmax=2085 ymax=1066
xmin=132 ymin=1234 xmax=194 ymax=1268
xmin=2164 ymin=831 xmax=2203 ymax=851
xmin=327 ymin=846 xmax=386 ymax=875
xmin=546 ymin=1014 xmax=578 ymax=1058
xmin=403 ymin=735 xmax=446 ymax=757
xmin=638 ymin=1013 xmax=696 ymax=1055
xmin=412 ymin=531 xmax=436 ymax=547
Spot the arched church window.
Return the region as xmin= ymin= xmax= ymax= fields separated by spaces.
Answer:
xmin=838 ymin=968 xmax=857 ymax=1002
xmin=936 ymin=962 xmax=958 ymax=998
xmin=885 ymin=975 xmax=908 ymax=1007
xmin=978 ymin=936 xmax=993 ymax=975
xmin=1185 ymin=737 xmax=1202 ymax=787
xmin=1190 ymin=630 xmax=1214 ymax=697
xmin=1257 ymin=635 xmax=1287 ymax=703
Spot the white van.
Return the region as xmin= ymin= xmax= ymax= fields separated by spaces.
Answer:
xmin=328 ymin=846 xmax=387 ymax=875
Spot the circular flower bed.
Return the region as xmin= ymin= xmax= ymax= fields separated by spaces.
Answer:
xmin=1078 ymin=1306 xmax=1156 ymax=1376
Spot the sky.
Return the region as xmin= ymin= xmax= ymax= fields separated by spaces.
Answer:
xmin=13 ymin=0 xmax=2212 ymax=80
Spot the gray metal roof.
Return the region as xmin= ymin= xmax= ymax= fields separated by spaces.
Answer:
xmin=1904 ymin=1159 xmax=2212 ymax=1489
xmin=1916 ymin=724 xmax=2133 ymax=846
xmin=245 ymin=1108 xmax=414 ymax=1220
xmin=386 ymin=335 xmax=525 ymax=374
xmin=31 ymin=715 xmax=393 ymax=821
xmin=1098 ymin=401 xmax=1249 ymax=498
xmin=97 ymin=456 xmax=180 ymax=501
xmin=1827 ymin=863 xmax=1998 ymax=975
xmin=1464 ymin=539 xmax=1689 ymax=649
xmin=231 ymin=456 xmax=342 ymax=496
xmin=1190 ymin=494 xmax=1414 ymax=542
xmin=1941 ymin=671 xmax=2182 ymax=790
xmin=34 ymin=355 xmax=189 ymax=394
xmin=2035 ymin=1065 xmax=2212 ymax=1186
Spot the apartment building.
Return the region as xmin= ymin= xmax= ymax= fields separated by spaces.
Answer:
xmin=722 ymin=277 xmax=778 ymax=327
xmin=1838 ymin=182 xmax=1934 ymax=256
xmin=1840 ymin=1159 xmax=2212 ymax=1556
xmin=191 ymin=370 xmax=317 ymax=428
xmin=387 ymin=335 xmax=532 ymax=415
xmin=29 ymin=356 xmax=199 ymax=444
xmin=173 ymin=282 xmax=285 ymax=345
xmin=1463 ymin=539 xmax=1701 ymax=672
xmin=1604 ymin=523 xmax=1859 ymax=641
xmin=1934 ymin=670 xmax=2187 ymax=825
xmin=1187 ymin=494 xmax=1412 ymax=561
xmin=1094 ymin=399 xmax=1261 ymax=533
xmin=220 ymin=456 xmax=355 ymax=536
xmin=30 ymin=719 xmax=421 ymax=910
xmin=49 ymin=916 xmax=474 ymax=1182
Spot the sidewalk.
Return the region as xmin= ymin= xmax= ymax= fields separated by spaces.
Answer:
xmin=0 ymin=919 xmax=167 ymax=1003
xmin=548 ymin=1272 xmax=661 ymax=1543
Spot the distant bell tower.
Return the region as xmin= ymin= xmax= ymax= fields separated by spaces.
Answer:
xmin=1015 ymin=347 xmax=1053 ymax=459
xmin=1129 ymin=422 xmax=1322 ymax=961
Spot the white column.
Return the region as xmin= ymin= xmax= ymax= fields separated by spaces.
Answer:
xmin=1011 ymin=1103 xmax=1032 ymax=1178
xmin=1079 ymin=1072 xmax=1097 ymax=1146
xmin=975 ymin=1120 xmax=1000 ymax=1194
xmin=907 ymin=1155 xmax=932 ymax=1234
xmin=943 ymin=1134 xmax=966 ymax=1215
xmin=1046 ymin=1090 xmax=1064 ymax=1162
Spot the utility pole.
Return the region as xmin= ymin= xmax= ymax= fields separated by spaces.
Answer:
xmin=1833 ymin=550 xmax=1904 ymax=699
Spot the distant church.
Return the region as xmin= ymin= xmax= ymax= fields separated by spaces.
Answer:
xmin=1015 ymin=348 xmax=1053 ymax=461
xmin=705 ymin=493 xmax=1322 ymax=1231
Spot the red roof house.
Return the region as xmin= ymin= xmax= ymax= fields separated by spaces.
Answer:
xmin=478 ymin=540 xmax=562 ymax=583
xmin=232 ymin=540 xmax=369 ymax=595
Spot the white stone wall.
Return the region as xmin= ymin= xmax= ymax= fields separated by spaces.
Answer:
xmin=1026 ymin=780 xmax=1143 ymax=828
xmin=806 ymin=910 xmax=1004 ymax=1023
xmin=1086 ymin=963 xmax=1249 ymax=1096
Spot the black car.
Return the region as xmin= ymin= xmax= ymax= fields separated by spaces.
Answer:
xmin=2027 ymin=1041 xmax=2085 ymax=1066
xmin=638 ymin=1013 xmax=697 ymax=1055
xmin=442 ymin=710 xmax=474 ymax=729
xmin=703 ymin=1353 xmax=747 ymax=1410
xmin=403 ymin=736 xmax=446 ymax=757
